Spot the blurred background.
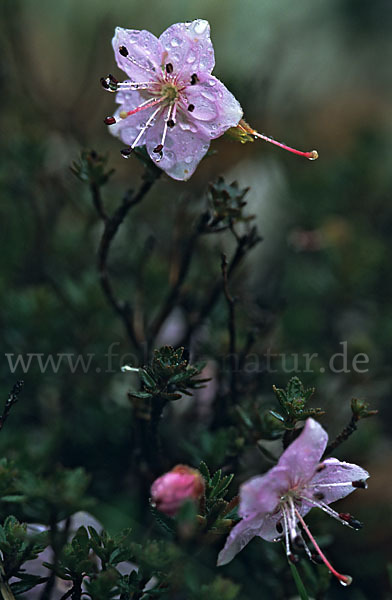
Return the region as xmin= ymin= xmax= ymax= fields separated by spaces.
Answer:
xmin=1 ymin=0 xmax=392 ymax=598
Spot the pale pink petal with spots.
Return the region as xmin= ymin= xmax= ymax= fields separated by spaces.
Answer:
xmin=217 ymin=515 xmax=264 ymax=567
xmin=306 ymin=457 xmax=369 ymax=504
xmin=278 ymin=418 xmax=329 ymax=486
xmin=145 ymin=118 xmax=211 ymax=181
xmin=112 ymin=27 xmax=162 ymax=82
xmin=159 ymin=20 xmax=215 ymax=81
xmin=239 ymin=466 xmax=290 ymax=519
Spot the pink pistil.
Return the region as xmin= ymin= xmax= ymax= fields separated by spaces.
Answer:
xmin=295 ymin=508 xmax=352 ymax=586
xmin=253 ymin=131 xmax=318 ymax=160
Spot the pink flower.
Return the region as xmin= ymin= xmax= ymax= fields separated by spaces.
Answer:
xmin=151 ymin=464 xmax=205 ymax=517
xmin=217 ymin=418 xmax=369 ymax=587
xmin=101 ymin=20 xmax=243 ymax=181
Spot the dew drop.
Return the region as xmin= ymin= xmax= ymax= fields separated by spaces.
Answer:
xmin=339 ymin=576 xmax=353 ymax=587
xmin=193 ymin=20 xmax=208 ymax=35
xmin=208 ymin=79 xmax=216 ymax=87
xmin=185 ymin=156 xmax=193 ymax=164
xmin=186 ymin=52 xmax=197 ymax=64
xmin=129 ymin=32 xmax=140 ymax=44
xmin=171 ymin=37 xmax=182 ymax=47
xmin=308 ymin=150 xmax=319 ymax=161
xmin=202 ymin=144 xmax=209 ymax=152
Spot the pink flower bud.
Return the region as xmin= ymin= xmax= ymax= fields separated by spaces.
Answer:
xmin=150 ymin=465 xmax=205 ymax=517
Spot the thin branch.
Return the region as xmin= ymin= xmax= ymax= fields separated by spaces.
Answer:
xmin=90 ymin=181 xmax=108 ymax=222
xmin=0 ymin=381 xmax=23 ymax=432
xmin=95 ymin=173 xmax=160 ymax=354
xmin=324 ymin=414 xmax=359 ymax=456
xmin=180 ymin=228 xmax=261 ymax=345
xmin=221 ymin=253 xmax=237 ymax=403
xmin=147 ymin=212 xmax=209 ymax=344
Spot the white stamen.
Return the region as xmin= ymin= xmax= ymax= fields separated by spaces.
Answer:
xmin=117 ymin=81 xmax=160 ymax=92
xmin=124 ymin=54 xmax=156 ymax=74
xmin=281 ymin=506 xmax=291 ymax=556
xmin=287 ymin=497 xmax=299 ymax=542
xmin=308 ymin=481 xmax=354 ymax=488
xmin=162 ymin=104 xmax=174 ymax=143
xmin=171 ymin=101 xmax=178 ymax=125
xmin=126 ymin=104 xmax=164 ymax=154
xmin=298 ymin=494 xmax=356 ymax=528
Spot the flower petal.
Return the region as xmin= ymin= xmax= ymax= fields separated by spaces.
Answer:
xmin=278 ymin=418 xmax=329 ymax=486
xmin=306 ymin=457 xmax=370 ymax=505
xmin=217 ymin=515 xmax=262 ymax=566
xmin=159 ymin=20 xmax=215 ymax=80
xmin=239 ymin=466 xmax=290 ymax=519
xmin=184 ymin=75 xmax=243 ymax=136
xmin=112 ymin=27 xmax=161 ymax=82
xmin=145 ymin=116 xmax=211 ymax=181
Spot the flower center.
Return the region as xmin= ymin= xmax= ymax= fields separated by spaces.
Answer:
xmin=161 ymin=82 xmax=179 ymax=102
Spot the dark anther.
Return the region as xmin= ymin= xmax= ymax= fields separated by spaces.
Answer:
xmin=316 ymin=463 xmax=326 ymax=472
xmin=313 ymin=491 xmax=325 ymax=500
xmin=187 ymin=104 xmax=195 ymax=112
xmin=311 ymin=553 xmax=324 ymax=565
xmin=108 ymin=74 xmax=118 ymax=84
xmin=339 ymin=512 xmax=363 ymax=529
xmin=293 ymin=535 xmax=304 ymax=549
xmin=167 ymin=119 xmax=175 ymax=128
xmin=153 ymin=144 xmax=163 ymax=154
xmin=352 ymin=480 xmax=367 ymax=489
xmin=288 ymin=553 xmax=299 ymax=564
xmin=119 ymin=45 xmax=128 ymax=57
xmin=120 ymin=148 xmax=132 ymax=157
xmin=348 ymin=518 xmax=363 ymax=530
xmin=190 ymin=73 xmax=198 ymax=85
xmin=100 ymin=77 xmax=109 ymax=89
xmin=166 ymin=63 xmax=174 ymax=74
xmin=276 ymin=522 xmax=283 ymax=534
xmin=104 ymin=117 xmax=116 ymax=125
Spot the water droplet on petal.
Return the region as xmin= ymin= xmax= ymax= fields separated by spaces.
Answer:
xmin=186 ymin=52 xmax=197 ymax=64
xmin=185 ymin=156 xmax=193 ymax=164
xmin=171 ymin=37 xmax=182 ymax=47
xmin=208 ymin=79 xmax=216 ymax=87
xmin=193 ymin=20 xmax=208 ymax=35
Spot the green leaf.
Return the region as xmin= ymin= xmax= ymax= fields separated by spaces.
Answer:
xmin=210 ymin=469 xmax=222 ymax=490
xmin=198 ymin=461 xmax=210 ymax=483
xmin=10 ymin=575 xmax=48 ymax=595
xmin=212 ymin=474 xmax=234 ymax=499
xmin=269 ymin=410 xmax=285 ymax=423
xmin=1 ymin=495 xmax=27 ymax=503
